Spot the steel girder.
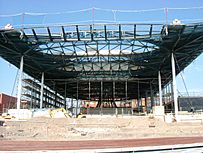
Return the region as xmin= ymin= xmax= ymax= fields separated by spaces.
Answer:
xmin=0 ymin=23 xmax=203 ymax=101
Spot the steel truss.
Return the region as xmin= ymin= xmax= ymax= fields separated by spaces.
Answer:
xmin=0 ymin=23 xmax=203 ymax=106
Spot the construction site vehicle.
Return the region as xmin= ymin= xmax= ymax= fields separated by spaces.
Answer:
xmin=77 ymin=113 xmax=86 ymax=118
xmin=1 ymin=113 xmax=13 ymax=119
xmin=49 ymin=108 xmax=86 ymax=118
xmin=49 ymin=108 xmax=72 ymax=118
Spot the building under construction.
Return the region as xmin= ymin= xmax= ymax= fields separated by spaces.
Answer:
xmin=0 ymin=22 xmax=203 ymax=115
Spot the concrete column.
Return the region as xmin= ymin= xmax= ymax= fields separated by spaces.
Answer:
xmin=39 ymin=72 xmax=44 ymax=109
xmin=158 ymin=71 xmax=162 ymax=106
xmin=171 ymin=53 xmax=178 ymax=116
xmin=17 ymin=56 xmax=24 ymax=110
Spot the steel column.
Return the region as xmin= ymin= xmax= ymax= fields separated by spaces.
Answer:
xmin=76 ymin=80 xmax=79 ymax=116
xmin=125 ymin=80 xmax=128 ymax=103
xmin=39 ymin=72 xmax=44 ymax=109
xmin=101 ymin=81 xmax=103 ymax=107
xmin=171 ymin=53 xmax=178 ymax=116
xmin=170 ymin=81 xmax=173 ymax=104
xmin=150 ymin=81 xmax=154 ymax=108
xmin=30 ymin=78 xmax=35 ymax=109
xmin=53 ymin=82 xmax=57 ymax=107
xmin=166 ymin=84 xmax=168 ymax=103
xmin=71 ymin=98 xmax=73 ymax=108
xmin=17 ymin=56 xmax=24 ymax=110
xmin=64 ymin=82 xmax=67 ymax=109
xmin=113 ymin=81 xmax=115 ymax=102
xmin=145 ymin=91 xmax=148 ymax=112
xmin=137 ymin=80 xmax=140 ymax=111
xmin=34 ymin=79 xmax=37 ymax=108
xmin=158 ymin=71 xmax=162 ymax=106
xmin=54 ymin=90 xmax=57 ymax=107
xmin=89 ymin=80 xmax=91 ymax=101
xmin=45 ymin=87 xmax=48 ymax=108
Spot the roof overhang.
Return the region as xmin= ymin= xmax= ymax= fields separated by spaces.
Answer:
xmin=0 ymin=23 xmax=203 ymax=100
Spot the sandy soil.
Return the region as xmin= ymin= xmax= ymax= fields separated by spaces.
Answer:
xmin=0 ymin=115 xmax=203 ymax=141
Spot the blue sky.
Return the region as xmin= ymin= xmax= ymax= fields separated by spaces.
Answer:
xmin=0 ymin=0 xmax=203 ymax=96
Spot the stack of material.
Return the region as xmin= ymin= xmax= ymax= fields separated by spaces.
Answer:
xmin=8 ymin=109 xmax=32 ymax=119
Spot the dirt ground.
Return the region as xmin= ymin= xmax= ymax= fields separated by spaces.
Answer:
xmin=0 ymin=115 xmax=203 ymax=141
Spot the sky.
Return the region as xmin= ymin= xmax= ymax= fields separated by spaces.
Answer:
xmin=0 ymin=0 xmax=203 ymax=96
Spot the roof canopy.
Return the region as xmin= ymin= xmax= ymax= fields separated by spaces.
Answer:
xmin=0 ymin=23 xmax=203 ymax=100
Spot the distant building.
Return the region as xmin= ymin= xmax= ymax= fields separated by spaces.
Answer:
xmin=179 ymin=97 xmax=203 ymax=112
xmin=0 ymin=93 xmax=17 ymax=114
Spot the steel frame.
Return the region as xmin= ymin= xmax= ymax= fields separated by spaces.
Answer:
xmin=0 ymin=23 xmax=203 ymax=105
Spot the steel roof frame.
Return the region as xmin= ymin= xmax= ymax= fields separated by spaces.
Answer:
xmin=0 ymin=23 xmax=203 ymax=100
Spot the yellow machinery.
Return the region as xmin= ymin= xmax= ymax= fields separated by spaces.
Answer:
xmin=49 ymin=108 xmax=72 ymax=118
xmin=1 ymin=113 xmax=13 ymax=119
xmin=48 ymin=108 xmax=86 ymax=118
xmin=77 ymin=113 xmax=86 ymax=118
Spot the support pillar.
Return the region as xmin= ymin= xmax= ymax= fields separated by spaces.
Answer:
xmin=54 ymin=91 xmax=57 ymax=107
xmin=113 ymin=81 xmax=115 ymax=101
xmin=113 ymin=81 xmax=116 ymax=107
xmin=17 ymin=56 xmax=24 ymax=110
xmin=39 ymin=72 xmax=44 ymax=109
xmin=34 ymin=79 xmax=37 ymax=108
xmin=30 ymin=78 xmax=35 ymax=109
xmin=145 ymin=91 xmax=148 ymax=113
xmin=170 ymin=81 xmax=173 ymax=107
xmin=125 ymin=80 xmax=128 ymax=103
xmin=152 ymin=71 xmax=165 ymax=116
xmin=89 ymin=80 xmax=91 ymax=101
xmin=88 ymin=80 xmax=90 ymax=114
xmin=53 ymin=83 xmax=57 ymax=107
xmin=101 ymin=81 xmax=103 ymax=107
xmin=165 ymin=84 xmax=168 ymax=104
xmin=45 ymin=87 xmax=48 ymax=107
xmin=137 ymin=80 xmax=140 ymax=112
xmin=76 ymin=80 xmax=79 ymax=116
xmin=171 ymin=53 xmax=178 ymax=116
xmin=150 ymin=81 xmax=154 ymax=108
xmin=71 ymin=98 xmax=73 ymax=108
xmin=64 ymin=82 xmax=67 ymax=109
xmin=158 ymin=71 xmax=162 ymax=106
xmin=100 ymin=81 xmax=103 ymax=115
